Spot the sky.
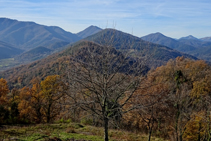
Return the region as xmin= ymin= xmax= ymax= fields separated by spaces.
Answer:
xmin=0 ymin=0 xmax=211 ymax=38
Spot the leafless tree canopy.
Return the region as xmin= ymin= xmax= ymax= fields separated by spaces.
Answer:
xmin=65 ymin=32 xmax=149 ymax=140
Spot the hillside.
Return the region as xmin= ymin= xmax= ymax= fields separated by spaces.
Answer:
xmin=0 ymin=40 xmax=23 ymax=59
xmin=0 ymin=41 xmax=70 ymax=71
xmin=0 ymin=18 xmax=81 ymax=50
xmin=178 ymin=38 xmax=211 ymax=48
xmin=15 ymin=46 xmax=52 ymax=62
xmin=200 ymin=36 xmax=211 ymax=42
xmin=141 ymin=32 xmax=196 ymax=52
xmin=187 ymin=45 xmax=211 ymax=61
xmin=85 ymin=29 xmax=197 ymax=66
xmin=47 ymin=41 xmax=70 ymax=50
xmin=77 ymin=25 xmax=102 ymax=38
xmin=0 ymin=29 xmax=198 ymax=88
xmin=0 ymin=41 xmax=139 ymax=88
xmin=0 ymin=41 xmax=105 ymax=87
xmin=179 ymin=35 xmax=198 ymax=40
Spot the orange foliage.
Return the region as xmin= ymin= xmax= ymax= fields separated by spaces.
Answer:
xmin=0 ymin=78 xmax=9 ymax=104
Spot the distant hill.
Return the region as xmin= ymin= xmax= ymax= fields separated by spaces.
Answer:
xmin=200 ymin=36 xmax=211 ymax=42
xmin=0 ymin=18 xmax=81 ymax=50
xmin=15 ymin=46 xmax=52 ymax=62
xmin=177 ymin=36 xmax=211 ymax=61
xmin=77 ymin=25 xmax=102 ymax=38
xmin=178 ymin=38 xmax=211 ymax=48
xmin=188 ymin=45 xmax=211 ymax=61
xmin=47 ymin=41 xmax=70 ymax=50
xmin=0 ymin=40 xmax=23 ymax=59
xmin=85 ymin=29 xmax=197 ymax=68
xmin=0 ymin=41 xmax=70 ymax=71
xmin=141 ymin=32 xmax=196 ymax=52
xmin=179 ymin=35 xmax=198 ymax=40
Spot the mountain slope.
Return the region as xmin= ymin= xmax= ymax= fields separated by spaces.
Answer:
xmin=179 ymin=35 xmax=198 ymax=40
xmin=0 ymin=29 xmax=198 ymax=88
xmin=0 ymin=18 xmax=81 ymax=50
xmin=188 ymin=45 xmax=211 ymax=61
xmin=141 ymin=32 xmax=196 ymax=52
xmin=0 ymin=41 xmax=135 ymax=87
xmin=77 ymin=25 xmax=102 ymax=38
xmin=200 ymin=36 xmax=211 ymax=42
xmin=0 ymin=41 xmax=71 ymax=71
xmin=85 ymin=29 xmax=197 ymax=66
xmin=0 ymin=40 xmax=23 ymax=59
xmin=178 ymin=38 xmax=211 ymax=48
xmin=15 ymin=46 xmax=52 ymax=62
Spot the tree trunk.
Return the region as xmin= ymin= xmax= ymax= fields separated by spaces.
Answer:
xmin=148 ymin=127 xmax=152 ymax=141
xmin=36 ymin=106 xmax=42 ymax=123
xmin=104 ymin=117 xmax=109 ymax=141
xmin=179 ymin=134 xmax=183 ymax=141
xmin=47 ymin=103 xmax=52 ymax=123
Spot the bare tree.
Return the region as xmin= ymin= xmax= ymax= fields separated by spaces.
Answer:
xmin=65 ymin=30 xmax=148 ymax=141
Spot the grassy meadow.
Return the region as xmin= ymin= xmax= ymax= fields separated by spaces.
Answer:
xmin=0 ymin=122 xmax=166 ymax=141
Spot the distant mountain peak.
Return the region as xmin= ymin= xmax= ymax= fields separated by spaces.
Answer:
xmin=89 ymin=25 xmax=101 ymax=28
xmin=0 ymin=17 xmax=80 ymax=50
xmin=146 ymin=32 xmax=166 ymax=37
xmin=155 ymin=32 xmax=163 ymax=34
xmin=179 ymin=35 xmax=198 ymax=40
xmin=141 ymin=32 xmax=196 ymax=52
xmin=77 ymin=25 xmax=102 ymax=38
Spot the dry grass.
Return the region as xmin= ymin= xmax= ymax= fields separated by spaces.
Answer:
xmin=0 ymin=123 xmax=167 ymax=141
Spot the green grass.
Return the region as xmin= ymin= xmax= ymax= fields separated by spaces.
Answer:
xmin=0 ymin=123 xmax=167 ymax=141
xmin=0 ymin=58 xmax=15 ymax=66
xmin=0 ymin=58 xmax=21 ymax=71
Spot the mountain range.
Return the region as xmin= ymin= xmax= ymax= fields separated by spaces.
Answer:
xmin=141 ymin=32 xmax=197 ymax=52
xmin=141 ymin=32 xmax=211 ymax=61
xmin=0 ymin=28 xmax=197 ymax=88
xmin=0 ymin=18 xmax=80 ymax=50
xmin=0 ymin=18 xmax=102 ymax=70
xmin=85 ymin=29 xmax=196 ymax=67
xmin=1 ymin=17 xmax=211 ymax=88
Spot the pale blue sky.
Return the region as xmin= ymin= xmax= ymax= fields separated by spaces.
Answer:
xmin=0 ymin=0 xmax=211 ymax=38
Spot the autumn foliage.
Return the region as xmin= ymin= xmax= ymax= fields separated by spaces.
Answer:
xmin=1 ymin=57 xmax=211 ymax=141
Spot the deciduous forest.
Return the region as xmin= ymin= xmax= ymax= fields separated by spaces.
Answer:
xmin=1 ymin=56 xmax=211 ymax=141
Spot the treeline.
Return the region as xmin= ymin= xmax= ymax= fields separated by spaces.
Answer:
xmin=1 ymin=57 xmax=211 ymax=141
